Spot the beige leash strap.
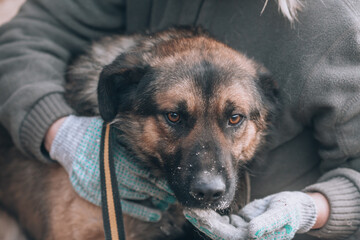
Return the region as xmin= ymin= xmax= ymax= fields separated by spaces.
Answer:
xmin=100 ymin=123 xmax=126 ymax=240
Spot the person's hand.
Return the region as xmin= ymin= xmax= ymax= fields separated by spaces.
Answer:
xmin=183 ymin=208 xmax=248 ymax=240
xmin=49 ymin=115 xmax=176 ymax=222
xmin=239 ymin=191 xmax=317 ymax=240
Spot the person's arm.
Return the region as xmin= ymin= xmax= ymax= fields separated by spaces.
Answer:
xmin=44 ymin=117 xmax=66 ymax=153
xmin=306 ymin=192 xmax=330 ymax=229
xmin=303 ymin=169 xmax=360 ymax=239
xmin=0 ymin=0 xmax=126 ymax=162
xmin=296 ymin=2 xmax=360 ymax=237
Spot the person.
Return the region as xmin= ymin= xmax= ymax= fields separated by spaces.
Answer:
xmin=0 ymin=0 xmax=360 ymax=239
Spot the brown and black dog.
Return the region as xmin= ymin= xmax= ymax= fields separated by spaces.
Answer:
xmin=0 ymin=27 xmax=278 ymax=240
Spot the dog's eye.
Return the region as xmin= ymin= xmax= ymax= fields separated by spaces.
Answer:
xmin=166 ymin=112 xmax=181 ymax=123
xmin=228 ymin=114 xmax=244 ymax=126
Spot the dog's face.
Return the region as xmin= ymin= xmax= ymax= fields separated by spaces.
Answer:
xmin=97 ymin=31 xmax=277 ymax=210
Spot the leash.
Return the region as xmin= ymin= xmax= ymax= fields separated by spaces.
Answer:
xmin=100 ymin=122 xmax=126 ymax=240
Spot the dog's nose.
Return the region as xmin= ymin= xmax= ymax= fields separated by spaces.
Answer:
xmin=190 ymin=174 xmax=226 ymax=202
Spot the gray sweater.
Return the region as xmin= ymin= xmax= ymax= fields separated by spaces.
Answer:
xmin=0 ymin=0 xmax=360 ymax=239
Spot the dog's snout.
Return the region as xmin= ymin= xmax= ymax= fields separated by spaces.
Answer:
xmin=190 ymin=174 xmax=226 ymax=202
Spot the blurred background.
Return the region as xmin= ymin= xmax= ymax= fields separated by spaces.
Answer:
xmin=0 ymin=1 xmax=27 ymax=239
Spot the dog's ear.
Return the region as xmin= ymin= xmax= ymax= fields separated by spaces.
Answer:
xmin=97 ymin=59 xmax=147 ymax=122
xmin=256 ymin=66 xmax=279 ymax=104
xmin=255 ymin=66 xmax=280 ymax=126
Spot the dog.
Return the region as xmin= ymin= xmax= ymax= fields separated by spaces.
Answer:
xmin=0 ymin=27 xmax=278 ymax=240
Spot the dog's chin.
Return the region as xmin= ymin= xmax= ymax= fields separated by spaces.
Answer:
xmin=175 ymin=192 xmax=234 ymax=211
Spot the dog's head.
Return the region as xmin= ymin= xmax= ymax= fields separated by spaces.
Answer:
xmin=97 ymin=29 xmax=278 ymax=210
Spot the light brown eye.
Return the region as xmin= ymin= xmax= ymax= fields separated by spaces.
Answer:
xmin=229 ymin=114 xmax=243 ymax=126
xmin=166 ymin=112 xmax=180 ymax=123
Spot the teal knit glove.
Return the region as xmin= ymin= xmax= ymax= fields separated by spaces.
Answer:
xmin=240 ymin=191 xmax=317 ymax=240
xmin=50 ymin=115 xmax=175 ymax=222
xmin=183 ymin=209 xmax=248 ymax=240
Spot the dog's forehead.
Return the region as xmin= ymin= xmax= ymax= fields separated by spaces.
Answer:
xmin=153 ymin=61 xmax=260 ymax=115
xmin=148 ymin=37 xmax=262 ymax=113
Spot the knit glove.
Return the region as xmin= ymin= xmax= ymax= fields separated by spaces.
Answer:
xmin=50 ymin=115 xmax=176 ymax=222
xmin=240 ymin=191 xmax=317 ymax=240
xmin=183 ymin=209 xmax=248 ymax=240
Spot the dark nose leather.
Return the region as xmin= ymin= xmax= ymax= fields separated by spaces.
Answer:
xmin=190 ymin=174 xmax=226 ymax=202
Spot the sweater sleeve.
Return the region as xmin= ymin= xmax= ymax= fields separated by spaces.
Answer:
xmin=298 ymin=1 xmax=360 ymax=238
xmin=0 ymin=0 xmax=126 ymax=162
xmin=304 ymin=168 xmax=360 ymax=239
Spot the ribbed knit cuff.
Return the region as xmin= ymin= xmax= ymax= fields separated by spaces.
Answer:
xmin=19 ymin=93 xmax=74 ymax=162
xmin=304 ymin=172 xmax=360 ymax=239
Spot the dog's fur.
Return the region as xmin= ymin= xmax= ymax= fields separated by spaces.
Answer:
xmin=0 ymin=27 xmax=278 ymax=240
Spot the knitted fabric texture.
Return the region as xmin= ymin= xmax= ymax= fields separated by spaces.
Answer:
xmin=240 ymin=191 xmax=317 ymax=239
xmin=305 ymin=172 xmax=360 ymax=239
xmin=50 ymin=115 xmax=175 ymax=222
xmin=184 ymin=208 xmax=249 ymax=240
